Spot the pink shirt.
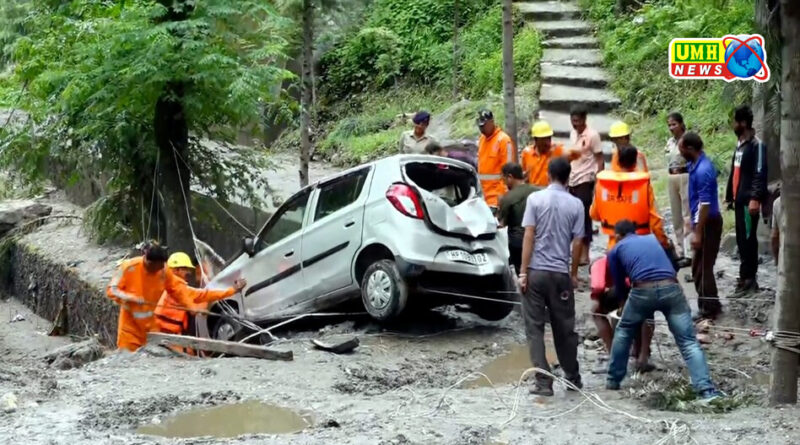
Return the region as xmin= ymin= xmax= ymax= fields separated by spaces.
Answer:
xmin=568 ymin=126 xmax=602 ymax=187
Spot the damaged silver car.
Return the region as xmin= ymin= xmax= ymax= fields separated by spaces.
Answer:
xmin=199 ymin=155 xmax=519 ymax=340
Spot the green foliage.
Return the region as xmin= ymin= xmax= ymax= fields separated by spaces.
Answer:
xmin=0 ymin=0 xmax=31 ymax=69
xmin=310 ymin=88 xmax=450 ymax=165
xmin=320 ymin=0 xmax=541 ymax=101
xmin=1 ymin=0 xmax=290 ymax=242
xmin=581 ymin=0 xmax=753 ymax=165
xmin=632 ymin=371 xmax=756 ymax=414
xmin=322 ymin=26 xmax=404 ymax=94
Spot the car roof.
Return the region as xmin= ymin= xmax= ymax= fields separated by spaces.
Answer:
xmin=309 ymin=154 xmax=473 ymax=188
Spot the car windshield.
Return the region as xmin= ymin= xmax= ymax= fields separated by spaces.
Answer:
xmin=403 ymin=161 xmax=478 ymax=207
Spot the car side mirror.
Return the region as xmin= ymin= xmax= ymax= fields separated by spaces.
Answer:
xmin=242 ymin=237 xmax=255 ymax=257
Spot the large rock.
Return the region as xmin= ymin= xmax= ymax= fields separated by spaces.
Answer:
xmin=0 ymin=200 xmax=53 ymax=236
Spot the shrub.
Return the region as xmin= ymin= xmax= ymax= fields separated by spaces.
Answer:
xmin=580 ymin=0 xmax=753 ymax=166
xmin=320 ymin=0 xmax=540 ymax=101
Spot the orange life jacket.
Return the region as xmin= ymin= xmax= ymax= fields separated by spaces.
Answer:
xmin=154 ymin=291 xmax=189 ymax=334
xmin=594 ymin=170 xmax=652 ymax=237
xmin=154 ymin=273 xmax=235 ymax=335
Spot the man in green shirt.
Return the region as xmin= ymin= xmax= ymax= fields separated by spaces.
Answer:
xmin=498 ymin=163 xmax=540 ymax=273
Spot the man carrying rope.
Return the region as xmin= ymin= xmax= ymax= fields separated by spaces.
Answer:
xmin=605 ymin=220 xmax=720 ymax=401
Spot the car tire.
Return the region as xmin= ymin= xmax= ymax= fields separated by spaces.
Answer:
xmin=211 ymin=314 xmax=243 ymax=342
xmin=361 ymin=259 xmax=408 ymax=321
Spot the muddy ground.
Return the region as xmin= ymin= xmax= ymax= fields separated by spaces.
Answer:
xmin=2 ymin=235 xmax=799 ymax=445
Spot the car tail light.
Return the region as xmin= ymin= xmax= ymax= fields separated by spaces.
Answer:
xmin=386 ymin=183 xmax=424 ymax=219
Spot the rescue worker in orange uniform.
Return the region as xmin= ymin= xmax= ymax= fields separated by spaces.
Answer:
xmin=520 ymin=121 xmax=565 ymax=187
xmin=477 ymin=109 xmax=515 ymax=209
xmin=608 ymin=121 xmax=648 ymax=172
xmin=589 ymin=145 xmax=668 ymax=375
xmin=154 ymin=252 xmax=246 ymax=340
xmin=106 ymin=242 xmax=170 ymax=351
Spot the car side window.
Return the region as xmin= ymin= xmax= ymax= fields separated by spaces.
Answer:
xmin=313 ymin=168 xmax=369 ymax=222
xmin=256 ymin=190 xmax=310 ymax=251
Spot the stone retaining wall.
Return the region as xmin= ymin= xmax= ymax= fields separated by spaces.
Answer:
xmin=5 ymin=242 xmax=118 ymax=345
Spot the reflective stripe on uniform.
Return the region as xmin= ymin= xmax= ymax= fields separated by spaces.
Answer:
xmin=132 ymin=311 xmax=154 ymax=319
xmin=506 ymin=141 xmax=513 ymax=163
xmin=479 ymin=174 xmax=503 ymax=180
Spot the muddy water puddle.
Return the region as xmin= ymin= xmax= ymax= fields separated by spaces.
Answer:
xmin=136 ymin=400 xmax=312 ymax=438
xmin=464 ymin=343 xmax=558 ymax=388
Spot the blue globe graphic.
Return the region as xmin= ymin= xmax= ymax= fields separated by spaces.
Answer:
xmin=724 ymin=39 xmax=765 ymax=78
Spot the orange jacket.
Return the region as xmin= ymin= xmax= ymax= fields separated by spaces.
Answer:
xmin=521 ymin=144 xmax=564 ymax=187
xmin=610 ymin=149 xmax=649 ymax=172
xmin=590 ymin=170 xmax=667 ymax=249
xmin=154 ymin=275 xmax=236 ymax=334
xmin=478 ymin=128 xmax=514 ymax=207
xmin=106 ymin=256 xmax=170 ymax=351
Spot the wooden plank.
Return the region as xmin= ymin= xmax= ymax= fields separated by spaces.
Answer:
xmin=147 ymin=333 xmax=293 ymax=361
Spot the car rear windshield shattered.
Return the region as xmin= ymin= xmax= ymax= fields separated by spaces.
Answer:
xmin=403 ymin=162 xmax=478 ymax=207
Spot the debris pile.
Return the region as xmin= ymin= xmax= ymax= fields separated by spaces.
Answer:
xmin=43 ymin=337 xmax=104 ymax=370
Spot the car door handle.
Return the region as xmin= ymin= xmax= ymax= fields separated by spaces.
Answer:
xmin=284 ymin=250 xmax=294 ymax=258
xmin=344 ymin=221 xmax=355 ymax=228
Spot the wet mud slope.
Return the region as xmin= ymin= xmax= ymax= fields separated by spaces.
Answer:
xmin=1 ymin=198 xmax=799 ymax=444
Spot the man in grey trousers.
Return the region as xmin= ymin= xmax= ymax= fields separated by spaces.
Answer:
xmin=519 ymin=157 xmax=585 ymax=396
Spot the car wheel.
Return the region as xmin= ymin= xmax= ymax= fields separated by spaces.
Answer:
xmin=361 ymin=259 xmax=408 ymax=321
xmin=211 ymin=315 xmax=243 ymax=342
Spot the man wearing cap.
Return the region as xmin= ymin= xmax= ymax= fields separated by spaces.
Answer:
xmin=477 ymin=109 xmax=515 ymax=209
xmin=609 ymin=121 xmax=648 ymax=172
xmin=521 ymin=120 xmax=565 ymax=187
xmin=400 ymin=111 xmax=436 ymax=154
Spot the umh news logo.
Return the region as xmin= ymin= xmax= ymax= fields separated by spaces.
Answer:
xmin=669 ymin=34 xmax=770 ymax=82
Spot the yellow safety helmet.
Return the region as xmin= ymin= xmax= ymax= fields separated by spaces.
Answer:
xmin=608 ymin=121 xmax=631 ymax=138
xmin=531 ymin=120 xmax=554 ymax=138
xmin=167 ymin=252 xmax=195 ymax=269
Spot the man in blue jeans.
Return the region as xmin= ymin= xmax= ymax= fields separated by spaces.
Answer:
xmin=605 ymin=220 xmax=720 ymax=400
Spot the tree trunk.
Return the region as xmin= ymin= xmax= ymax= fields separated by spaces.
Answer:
xmin=154 ymin=84 xmax=194 ymax=256
xmin=754 ymin=0 xmax=782 ymax=183
xmin=151 ymin=0 xmax=194 ymax=255
xmin=501 ymin=0 xmax=518 ymax=161
xmin=452 ymin=0 xmax=460 ymax=99
xmin=299 ymin=0 xmax=314 ymax=188
xmin=770 ymin=0 xmax=800 ymax=406
xmin=615 ymin=0 xmax=637 ymax=14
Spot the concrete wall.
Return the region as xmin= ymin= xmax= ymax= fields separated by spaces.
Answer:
xmin=58 ymin=175 xmax=271 ymax=261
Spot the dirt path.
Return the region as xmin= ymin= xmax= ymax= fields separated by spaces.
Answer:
xmin=519 ymin=0 xmax=618 ymax=155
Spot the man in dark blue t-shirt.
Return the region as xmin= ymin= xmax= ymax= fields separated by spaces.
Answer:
xmin=680 ymin=131 xmax=723 ymax=320
xmin=605 ymin=220 xmax=719 ymax=401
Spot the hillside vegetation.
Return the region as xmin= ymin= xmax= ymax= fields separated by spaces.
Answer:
xmin=582 ymin=0 xmax=753 ymax=173
xmin=276 ymin=0 xmax=543 ymax=165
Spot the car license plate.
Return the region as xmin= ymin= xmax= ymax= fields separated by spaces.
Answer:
xmin=446 ymin=250 xmax=489 ymax=265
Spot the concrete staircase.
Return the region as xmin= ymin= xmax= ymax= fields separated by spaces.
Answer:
xmin=517 ymin=0 xmax=619 ymax=148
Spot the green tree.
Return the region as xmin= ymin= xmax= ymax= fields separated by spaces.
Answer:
xmin=1 ymin=0 xmax=290 ymax=253
xmin=275 ymin=0 xmax=353 ymax=187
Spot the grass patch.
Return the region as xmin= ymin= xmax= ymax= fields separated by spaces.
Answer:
xmin=579 ymin=0 xmax=750 ymax=218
